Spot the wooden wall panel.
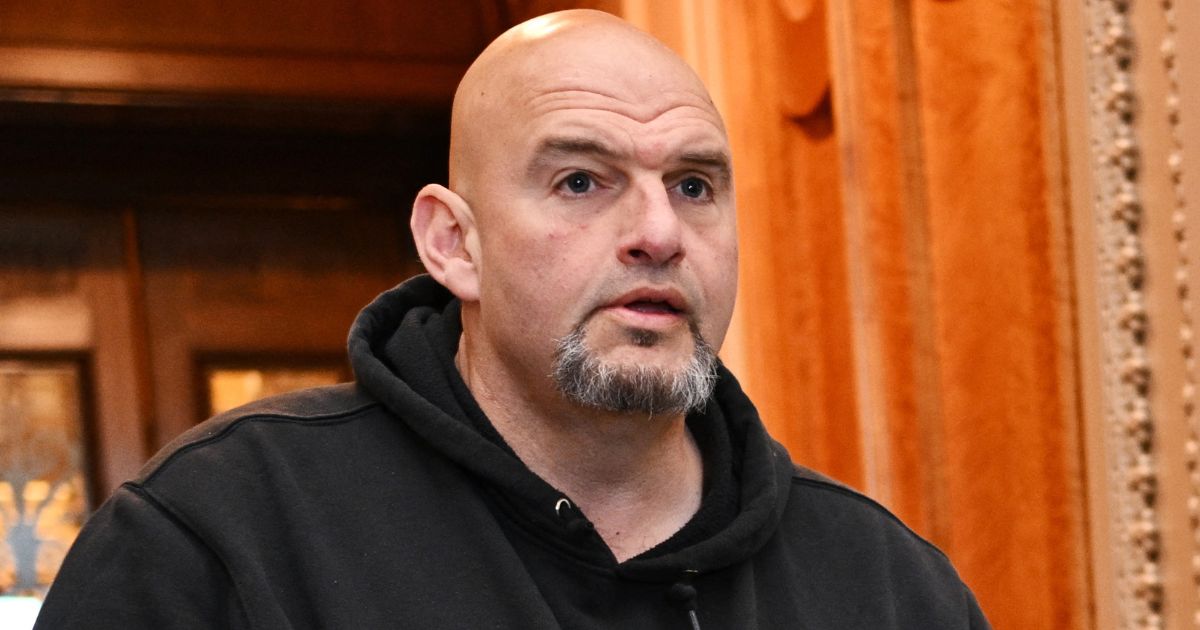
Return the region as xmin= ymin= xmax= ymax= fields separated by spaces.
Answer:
xmin=138 ymin=206 xmax=417 ymax=448
xmin=0 ymin=207 xmax=147 ymax=497
xmin=1060 ymin=0 xmax=1200 ymax=626
xmin=0 ymin=47 xmax=465 ymax=104
xmin=0 ymin=1 xmax=506 ymax=104
xmin=0 ymin=1 xmax=489 ymax=60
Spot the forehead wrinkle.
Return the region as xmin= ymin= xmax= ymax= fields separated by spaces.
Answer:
xmin=522 ymin=97 xmax=729 ymax=160
xmin=525 ymin=86 xmax=719 ymax=127
xmin=514 ymin=81 xmax=730 ymax=181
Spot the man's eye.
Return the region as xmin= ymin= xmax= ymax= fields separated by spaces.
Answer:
xmin=678 ymin=177 xmax=710 ymax=200
xmin=560 ymin=171 xmax=595 ymax=195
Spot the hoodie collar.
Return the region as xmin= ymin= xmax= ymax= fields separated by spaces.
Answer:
xmin=348 ymin=275 xmax=793 ymax=577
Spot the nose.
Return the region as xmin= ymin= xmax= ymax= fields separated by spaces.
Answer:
xmin=618 ymin=179 xmax=684 ymax=267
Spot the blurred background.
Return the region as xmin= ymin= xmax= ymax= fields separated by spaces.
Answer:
xmin=0 ymin=1 xmax=1197 ymax=628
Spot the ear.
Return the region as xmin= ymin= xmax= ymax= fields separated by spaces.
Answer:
xmin=410 ymin=184 xmax=481 ymax=302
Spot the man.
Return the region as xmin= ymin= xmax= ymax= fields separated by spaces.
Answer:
xmin=37 ymin=10 xmax=988 ymax=629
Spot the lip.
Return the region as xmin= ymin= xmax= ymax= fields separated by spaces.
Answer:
xmin=608 ymin=286 xmax=688 ymax=311
xmin=600 ymin=286 xmax=690 ymax=327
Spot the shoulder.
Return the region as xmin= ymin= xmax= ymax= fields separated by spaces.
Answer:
xmin=135 ymin=383 xmax=384 ymax=486
xmin=787 ymin=460 xmax=936 ymax=544
xmin=781 ymin=462 xmax=966 ymax=582
xmin=772 ymin=464 xmax=987 ymax=625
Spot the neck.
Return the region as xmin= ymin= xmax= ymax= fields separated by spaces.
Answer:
xmin=456 ymin=334 xmax=704 ymax=562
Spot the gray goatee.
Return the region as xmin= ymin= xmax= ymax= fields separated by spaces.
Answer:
xmin=552 ymin=321 xmax=718 ymax=416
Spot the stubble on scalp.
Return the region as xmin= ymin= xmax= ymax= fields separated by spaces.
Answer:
xmin=552 ymin=322 xmax=719 ymax=416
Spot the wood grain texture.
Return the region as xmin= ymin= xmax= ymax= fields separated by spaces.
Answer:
xmin=81 ymin=210 xmax=148 ymax=495
xmin=0 ymin=1 xmax=490 ymax=60
xmin=0 ymin=1 xmax=504 ymax=104
xmin=0 ymin=46 xmax=465 ymax=104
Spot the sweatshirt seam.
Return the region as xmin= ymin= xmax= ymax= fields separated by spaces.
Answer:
xmin=789 ymin=476 xmax=956 ymax=563
xmin=120 ymin=483 xmax=251 ymax=625
xmin=142 ymin=401 xmax=380 ymax=485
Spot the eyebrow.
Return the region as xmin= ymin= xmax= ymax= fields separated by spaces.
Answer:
xmin=527 ymin=135 xmax=733 ymax=188
xmin=679 ymin=150 xmax=733 ymax=188
xmin=526 ymin=137 xmax=620 ymax=179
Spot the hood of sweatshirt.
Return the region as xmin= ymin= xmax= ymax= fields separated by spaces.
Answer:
xmin=348 ymin=274 xmax=794 ymax=582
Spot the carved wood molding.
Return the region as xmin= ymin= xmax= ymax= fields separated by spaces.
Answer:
xmin=1160 ymin=0 xmax=1200 ymax=621
xmin=0 ymin=46 xmax=464 ymax=105
xmin=1083 ymin=0 xmax=1165 ymax=627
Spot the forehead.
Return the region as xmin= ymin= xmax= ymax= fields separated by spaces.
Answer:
xmin=503 ymin=46 xmax=728 ymax=161
xmin=523 ymin=90 xmax=725 ymax=154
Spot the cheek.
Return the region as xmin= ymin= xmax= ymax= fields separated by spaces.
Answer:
xmin=523 ymin=223 xmax=594 ymax=274
xmin=696 ymin=232 xmax=740 ymax=342
xmin=483 ymin=226 xmax=588 ymax=319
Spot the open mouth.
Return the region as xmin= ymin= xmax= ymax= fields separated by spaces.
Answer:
xmin=623 ymin=299 xmax=683 ymax=315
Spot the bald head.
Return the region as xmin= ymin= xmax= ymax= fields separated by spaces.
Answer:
xmin=448 ymin=10 xmax=723 ymax=199
xmin=410 ymin=9 xmax=738 ymax=422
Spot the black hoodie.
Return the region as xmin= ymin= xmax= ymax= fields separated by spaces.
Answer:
xmin=36 ymin=274 xmax=989 ymax=629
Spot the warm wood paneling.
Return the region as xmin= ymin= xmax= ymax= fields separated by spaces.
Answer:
xmin=0 ymin=116 xmax=447 ymax=203
xmin=0 ymin=2 xmax=490 ymax=60
xmin=1060 ymin=0 xmax=1200 ymax=626
xmin=0 ymin=206 xmax=147 ymax=496
xmin=138 ymin=206 xmax=417 ymax=448
xmin=0 ymin=47 xmax=465 ymax=104
xmin=0 ymin=1 xmax=511 ymax=104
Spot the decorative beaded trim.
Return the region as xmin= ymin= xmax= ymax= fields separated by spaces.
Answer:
xmin=1086 ymin=0 xmax=1165 ymax=627
xmin=1159 ymin=0 xmax=1200 ymax=625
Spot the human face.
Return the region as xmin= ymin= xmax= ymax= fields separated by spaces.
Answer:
xmin=467 ymin=34 xmax=738 ymax=410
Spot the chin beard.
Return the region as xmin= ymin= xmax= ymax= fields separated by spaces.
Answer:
xmin=552 ymin=321 xmax=719 ymax=416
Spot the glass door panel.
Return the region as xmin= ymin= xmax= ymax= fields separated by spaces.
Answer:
xmin=0 ymin=359 xmax=91 ymax=604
